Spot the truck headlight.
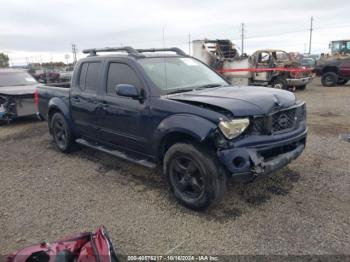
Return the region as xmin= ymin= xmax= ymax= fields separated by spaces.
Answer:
xmin=218 ymin=118 xmax=250 ymax=139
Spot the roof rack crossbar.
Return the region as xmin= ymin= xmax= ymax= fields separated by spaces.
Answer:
xmin=136 ymin=47 xmax=187 ymax=56
xmin=82 ymin=46 xmax=139 ymax=56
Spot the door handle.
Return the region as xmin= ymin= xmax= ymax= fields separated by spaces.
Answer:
xmin=72 ymin=97 xmax=80 ymax=102
xmin=101 ymin=101 xmax=109 ymax=110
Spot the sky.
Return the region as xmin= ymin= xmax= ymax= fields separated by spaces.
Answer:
xmin=1 ymin=0 xmax=350 ymax=65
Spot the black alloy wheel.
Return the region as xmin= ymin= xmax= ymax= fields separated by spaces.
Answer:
xmin=51 ymin=113 xmax=73 ymax=152
xmin=164 ymin=143 xmax=227 ymax=210
xmin=169 ymin=156 xmax=205 ymax=200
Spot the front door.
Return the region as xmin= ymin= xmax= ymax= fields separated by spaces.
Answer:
xmin=254 ymin=51 xmax=270 ymax=82
xmin=96 ymin=62 xmax=150 ymax=155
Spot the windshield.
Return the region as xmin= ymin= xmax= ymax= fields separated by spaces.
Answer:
xmin=331 ymin=41 xmax=350 ymax=53
xmin=138 ymin=57 xmax=228 ymax=94
xmin=274 ymin=51 xmax=290 ymax=62
xmin=0 ymin=71 xmax=38 ymax=87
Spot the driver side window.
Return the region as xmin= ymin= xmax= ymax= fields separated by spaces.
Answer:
xmin=106 ymin=63 xmax=142 ymax=96
xmin=259 ymin=52 xmax=270 ymax=63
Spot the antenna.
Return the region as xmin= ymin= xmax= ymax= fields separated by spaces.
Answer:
xmin=162 ymin=27 xmax=168 ymax=96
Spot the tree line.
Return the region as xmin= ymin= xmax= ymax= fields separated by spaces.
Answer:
xmin=0 ymin=53 xmax=9 ymax=68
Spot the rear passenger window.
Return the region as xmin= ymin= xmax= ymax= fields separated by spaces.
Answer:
xmin=85 ymin=62 xmax=101 ymax=93
xmin=107 ymin=63 xmax=142 ymax=95
xmin=79 ymin=63 xmax=88 ymax=89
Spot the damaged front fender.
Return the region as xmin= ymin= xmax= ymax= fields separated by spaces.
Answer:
xmin=153 ymin=114 xmax=217 ymax=156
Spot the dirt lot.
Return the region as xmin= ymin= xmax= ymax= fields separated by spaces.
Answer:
xmin=0 ymin=78 xmax=349 ymax=257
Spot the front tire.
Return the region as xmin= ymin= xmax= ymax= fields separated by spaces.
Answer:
xmin=51 ymin=113 xmax=74 ymax=152
xmin=272 ymin=78 xmax=288 ymax=90
xmin=321 ymin=72 xmax=338 ymax=86
xmin=164 ymin=143 xmax=227 ymax=210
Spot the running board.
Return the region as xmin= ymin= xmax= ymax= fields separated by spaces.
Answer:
xmin=75 ymin=138 xmax=156 ymax=169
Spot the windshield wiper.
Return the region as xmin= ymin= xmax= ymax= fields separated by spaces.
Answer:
xmin=167 ymin=88 xmax=194 ymax=95
xmin=193 ymin=83 xmax=228 ymax=90
xmin=167 ymin=83 xmax=228 ymax=95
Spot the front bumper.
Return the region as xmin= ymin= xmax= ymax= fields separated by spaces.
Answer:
xmin=286 ymin=77 xmax=312 ymax=87
xmin=0 ymin=95 xmax=36 ymax=121
xmin=218 ymin=127 xmax=307 ymax=182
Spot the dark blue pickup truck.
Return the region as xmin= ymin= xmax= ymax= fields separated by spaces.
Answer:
xmin=37 ymin=47 xmax=307 ymax=210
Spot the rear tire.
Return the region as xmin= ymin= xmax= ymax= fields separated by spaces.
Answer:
xmin=321 ymin=72 xmax=338 ymax=87
xmin=51 ymin=113 xmax=74 ymax=153
xmin=164 ymin=143 xmax=227 ymax=210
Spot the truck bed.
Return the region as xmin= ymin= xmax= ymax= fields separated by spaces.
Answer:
xmin=37 ymin=82 xmax=71 ymax=121
xmin=45 ymin=82 xmax=71 ymax=88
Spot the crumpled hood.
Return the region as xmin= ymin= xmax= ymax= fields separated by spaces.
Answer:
xmin=168 ymin=86 xmax=296 ymax=116
xmin=0 ymin=84 xmax=37 ymax=96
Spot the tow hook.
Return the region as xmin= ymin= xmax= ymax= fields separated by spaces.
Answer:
xmin=248 ymin=149 xmax=264 ymax=176
xmin=252 ymin=165 xmax=264 ymax=176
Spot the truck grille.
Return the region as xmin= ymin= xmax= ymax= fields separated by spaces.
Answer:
xmin=271 ymin=108 xmax=296 ymax=132
xmin=248 ymin=104 xmax=306 ymax=135
xmin=249 ymin=117 xmax=265 ymax=134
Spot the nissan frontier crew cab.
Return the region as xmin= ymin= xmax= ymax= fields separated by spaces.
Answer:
xmin=36 ymin=47 xmax=307 ymax=210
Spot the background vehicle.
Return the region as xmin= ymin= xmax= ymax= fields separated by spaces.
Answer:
xmin=0 ymin=69 xmax=39 ymax=123
xmin=7 ymin=226 xmax=119 ymax=262
xmin=299 ymin=57 xmax=316 ymax=68
xmin=192 ymin=39 xmax=312 ymax=90
xmin=59 ymin=70 xmax=73 ymax=82
xmin=28 ymin=68 xmax=60 ymax=83
xmin=37 ymin=47 xmax=307 ymax=210
xmin=314 ymin=56 xmax=350 ymax=86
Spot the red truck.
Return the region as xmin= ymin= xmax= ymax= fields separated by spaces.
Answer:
xmin=314 ymin=56 xmax=350 ymax=86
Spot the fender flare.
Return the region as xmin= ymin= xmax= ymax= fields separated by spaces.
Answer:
xmin=48 ymin=98 xmax=75 ymax=134
xmin=322 ymin=65 xmax=339 ymax=74
xmin=152 ymin=114 xmax=217 ymax=158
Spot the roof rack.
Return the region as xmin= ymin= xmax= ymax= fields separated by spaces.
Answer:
xmin=136 ymin=48 xmax=187 ymax=56
xmin=82 ymin=46 xmax=187 ymax=57
xmin=82 ymin=46 xmax=139 ymax=56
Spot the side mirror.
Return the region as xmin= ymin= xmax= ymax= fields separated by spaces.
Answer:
xmin=115 ymin=84 xmax=141 ymax=99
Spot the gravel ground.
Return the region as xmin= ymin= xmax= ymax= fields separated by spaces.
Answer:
xmin=0 ymin=78 xmax=349 ymax=257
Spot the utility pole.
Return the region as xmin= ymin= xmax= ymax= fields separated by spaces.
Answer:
xmin=188 ymin=34 xmax=191 ymax=55
xmin=241 ymin=23 xmax=245 ymax=56
xmin=71 ymin=43 xmax=78 ymax=64
xmin=308 ymin=16 xmax=313 ymax=55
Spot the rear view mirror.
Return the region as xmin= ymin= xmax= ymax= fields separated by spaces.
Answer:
xmin=115 ymin=84 xmax=140 ymax=99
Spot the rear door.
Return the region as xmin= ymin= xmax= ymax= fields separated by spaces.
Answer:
xmin=96 ymin=61 xmax=150 ymax=154
xmin=70 ymin=61 xmax=102 ymax=138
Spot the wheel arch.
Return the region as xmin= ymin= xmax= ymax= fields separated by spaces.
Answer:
xmin=153 ymin=114 xmax=217 ymax=164
xmin=322 ymin=66 xmax=338 ymax=74
xmin=48 ymin=98 xmax=74 ymax=135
